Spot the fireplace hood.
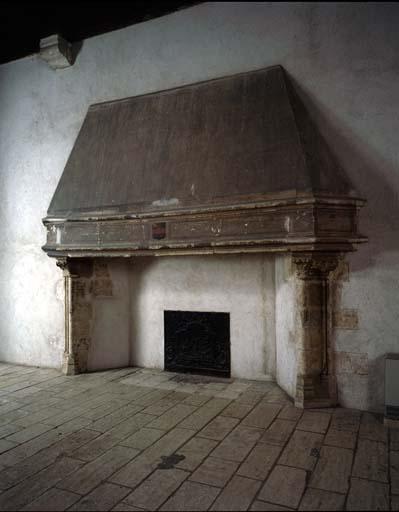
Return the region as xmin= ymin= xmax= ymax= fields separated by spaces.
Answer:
xmin=42 ymin=65 xmax=366 ymax=257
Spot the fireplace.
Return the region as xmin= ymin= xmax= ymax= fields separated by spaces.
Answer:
xmin=164 ymin=310 xmax=230 ymax=378
xmin=43 ymin=65 xmax=367 ymax=408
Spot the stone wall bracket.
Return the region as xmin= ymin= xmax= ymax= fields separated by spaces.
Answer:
xmin=39 ymin=34 xmax=80 ymax=70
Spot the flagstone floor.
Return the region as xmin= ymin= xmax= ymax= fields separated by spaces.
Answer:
xmin=0 ymin=363 xmax=396 ymax=511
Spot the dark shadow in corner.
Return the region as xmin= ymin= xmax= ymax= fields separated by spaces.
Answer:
xmin=128 ymin=257 xmax=158 ymax=368
xmin=69 ymin=40 xmax=83 ymax=65
xmin=367 ymin=354 xmax=386 ymax=413
xmin=285 ymin=69 xmax=399 ymax=272
xmin=284 ymin=72 xmax=356 ymax=197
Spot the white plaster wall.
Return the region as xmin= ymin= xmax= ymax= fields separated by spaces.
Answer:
xmin=275 ymin=256 xmax=297 ymax=398
xmin=88 ymin=260 xmax=131 ymax=371
xmin=0 ymin=2 xmax=398 ymax=409
xmin=128 ymin=255 xmax=275 ymax=381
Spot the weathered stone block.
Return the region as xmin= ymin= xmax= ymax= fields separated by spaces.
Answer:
xmin=392 ymin=496 xmax=399 ymax=511
xmin=58 ymin=445 xmax=139 ymax=495
xmin=92 ymin=278 xmax=113 ymax=297
xmin=93 ymin=260 xmax=110 ymax=277
xmin=278 ymin=405 xmax=303 ymax=422
xmin=211 ymin=475 xmax=261 ymax=511
xmin=335 ymin=351 xmax=368 ymax=375
xmin=297 ymin=411 xmax=331 ymax=434
xmin=333 ymin=309 xmax=359 ymax=330
xmin=147 ymin=403 xmax=197 ymax=431
xmin=211 ymin=425 xmax=263 ymax=462
xmin=70 ymin=482 xmax=130 ymax=511
xmin=175 ymin=436 xmax=218 ymax=471
xmin=241 ymin=403 xmax=281 ymax=429
xmin=309 ymin=445 xmax=353 ymax=493
xmin=336 ymin=375 xmax=369 ymax=411
xmin=359 ymin=412 xmax=387 ymax=443
xmin=331 ymin=259 xmax=350 ymax=282
xmin=124 ymin=468 xmax=189 ymax=510
xmin=346 ymin=478 xmax=389 ymax=511
xmin=391 ymin=450 xmax=399 ymax=494
xmin=121 ymin=427 xmax=165 ymax=450
xmin=238 ymin=442 xmax=281 ymax=480
xmin=259 ymin=419 xmax=296 ymax=446
xmin=324 ymin=428 xmax=356 ymax=449
xmin=189 ymin=457 xmax=239 ymax=487
xmin=299 ymin=489 xmax=345 ymax=511
xmin=39 ymin=34 xmax=74 ymax=70
xmin=197 ymin=415 xmax=239 ymax=441
xmin=109 ymin=427 xmax=195 ymax=488
xmin=279 ymin=430 xmax=324 ymax=471
xmin=221 ymin=402 xmax=255 ymax=419
xmin=258 ymin=465 xmax=306 ymax=509
xmin=250 ymin=501 xmax=293 ymax=511
xmin=391 ymin=428 xmax=399 ymax=451
xmin=352 ymin=439 xmax=388 ymax=483
xmin=160 ymin=481 xmax=220 ymax=511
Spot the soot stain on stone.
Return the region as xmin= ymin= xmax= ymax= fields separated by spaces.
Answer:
xmin=157 ymin=453 xmax=186 ymax=469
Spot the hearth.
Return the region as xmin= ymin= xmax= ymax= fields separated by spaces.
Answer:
xmin=164 ymin=310 xmax=230 ymax=377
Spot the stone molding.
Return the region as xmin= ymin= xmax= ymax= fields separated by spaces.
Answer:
xmin=44 ymin=196 xmax=366 ymax=258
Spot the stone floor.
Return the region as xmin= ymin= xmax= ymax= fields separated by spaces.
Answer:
xmin=0 ymin=364 xmax=396 ymax=511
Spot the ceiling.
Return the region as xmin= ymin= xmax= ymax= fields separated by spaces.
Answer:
xmin=0 ymin=1 xmax=199 ymax=65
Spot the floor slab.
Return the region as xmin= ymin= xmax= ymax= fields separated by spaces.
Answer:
xmin=0 ymin=363 xmax=394 ymax=511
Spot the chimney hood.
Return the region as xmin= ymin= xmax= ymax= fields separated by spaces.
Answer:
xmin=42 ymin=65 xmax=366 ymax=257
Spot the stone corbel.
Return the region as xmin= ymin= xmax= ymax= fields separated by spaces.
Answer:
xmin=292 ymin=252 xmax=341 ymax=408
xmin=39 ymin=34 xmax=81 ymax=70
xmin=56 ymin=258 xmax=94 ymax=375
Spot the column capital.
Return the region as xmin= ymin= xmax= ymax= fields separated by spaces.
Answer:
xmin=292 ymin=252 xmax=341 ymax=280
xmin=55 ymin=257 xmax=79 ymax=278
xmin=56 ymin=257 xmax=69 ymax=271
xmin=55 ymin=257 xmax=93 ymax=278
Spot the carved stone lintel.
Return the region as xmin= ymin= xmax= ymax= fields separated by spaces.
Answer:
xmin=292 ymin=252 xmax=341 ymax=408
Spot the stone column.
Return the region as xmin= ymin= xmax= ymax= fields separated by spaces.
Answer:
xmin=292 ymin=252 xmax=341 ymax=408
xmin=56 ymin=258 xmax=94 ymax=375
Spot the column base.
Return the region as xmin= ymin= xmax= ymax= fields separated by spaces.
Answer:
xmin=62 ymin=352 xmax=79 ymax=375
xmin=295 ymin=374 xmax=337 ymax=409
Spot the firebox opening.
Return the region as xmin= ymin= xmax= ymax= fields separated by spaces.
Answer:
xmin=164 ymin=310 xmax=231 ymax=378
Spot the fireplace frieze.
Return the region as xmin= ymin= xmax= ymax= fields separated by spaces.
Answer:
xmin=44 ymin=197 xmax=365 ymax=257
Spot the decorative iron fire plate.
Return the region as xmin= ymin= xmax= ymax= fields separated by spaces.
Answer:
xmin=164 ymin=310 xmax=230 ymax=377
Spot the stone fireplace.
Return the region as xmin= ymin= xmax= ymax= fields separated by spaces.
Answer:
xmin=43 ymin=65 xmax=366 ymax=408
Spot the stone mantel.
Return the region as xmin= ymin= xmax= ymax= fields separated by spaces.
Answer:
xmin=44 ymin=194 xmax=366 ymax=258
